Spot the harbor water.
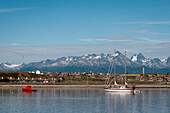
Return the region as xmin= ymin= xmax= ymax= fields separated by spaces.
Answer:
xmin=0 ymin=87 xmax=169 ymax=113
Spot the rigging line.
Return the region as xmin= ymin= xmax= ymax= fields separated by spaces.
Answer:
xmin=109 ymin=61 xmax=114 ymax=74
xmin=108 ymin=51 xmax=115 ymax=74
xmin=107 ymin=60 xmax=112 ymax=74
xmin=105 ymin=52 xmax=114 ymax=85
xmin=108 ymin=53 xmax=115 ymax=83
xmin=105 ymin=61 xmax=112 ymax=85
xmin=107 ymin=49 xmax=117 ymax=87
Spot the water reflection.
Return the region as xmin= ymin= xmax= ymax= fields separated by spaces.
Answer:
xmin=0 ymin=88 xmax=169 ymax=113
xmin=105 ymin=91 xmax=135 ymax=113
xmin=22 ymin=90 xmax=37 ymax=94
xmin=105 ymin=91 xmax=134 ymax=95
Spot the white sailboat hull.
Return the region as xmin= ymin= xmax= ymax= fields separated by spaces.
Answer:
xmin=104 ymin=88 xmax=133 ymax=92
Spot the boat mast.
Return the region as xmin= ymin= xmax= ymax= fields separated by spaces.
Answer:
xmin=125 ymin=51 xmax=128 ymax=85
xmin=114 ymin=49 xmax=117 ymax=85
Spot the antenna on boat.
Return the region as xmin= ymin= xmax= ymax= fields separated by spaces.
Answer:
xmin=125 ymin=51 xmax=128 ymax=85
xmin=114 ymin=49 xmax=118 ymax=85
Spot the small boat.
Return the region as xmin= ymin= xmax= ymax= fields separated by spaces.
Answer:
xmin=22 ymin=85 xmax=37 ymax=91
xmin=104 ymin=50 xmax=135 ymax=92
xmin=104 ymin=85 xmax=133 ymax=92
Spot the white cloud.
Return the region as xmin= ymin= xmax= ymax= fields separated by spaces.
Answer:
xmin=79 ymin=37 xmax=170 ymax=44
xmin=119 ymin=21 xmax=170 ymax=25
xmin=79 ymin=38 xmax=134 ymax=42
xmin=140 ymin=38 xmax=170 ymax=43
xmin=79 ymin=39 xmax=94 ymax=41
xmin=79 ymin=34 xmax=137 ymax=43
xmin=79 ymin=32 xmax=170 ymax=47
xmin=11 ymin=43 xmax=20 ymax=46
xmin=0 ymin=42 xmax=169 ymax=64
xmin=18 ymin=40 xmax=27 ymax=42
xmin=0 ymin=7 xmax=36 ymax=13
xmin=131 ymin=30 xmax=169 ymax=35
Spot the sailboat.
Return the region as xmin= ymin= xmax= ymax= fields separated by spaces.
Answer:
xmin=104 ymin=50 xmax=134 ymax=92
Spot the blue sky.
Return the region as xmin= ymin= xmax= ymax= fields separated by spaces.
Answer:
xmin=0 ymin=0 xmax=170 ymax=63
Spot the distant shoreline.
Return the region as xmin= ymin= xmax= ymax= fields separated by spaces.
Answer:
xmin=0 ymin=85 xmax=170 ymax=88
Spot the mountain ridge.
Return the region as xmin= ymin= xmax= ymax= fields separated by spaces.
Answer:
xmin=0 ymin=51 xmax=169 ymax=74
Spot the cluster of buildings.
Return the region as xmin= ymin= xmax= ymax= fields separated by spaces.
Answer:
xmin=0 ymin=69 xmax=169 ymax=83
xmin=5 ymin=77 xmax=64 ymax=83
xmin=29 ymin=70 xmax=43 ymax=75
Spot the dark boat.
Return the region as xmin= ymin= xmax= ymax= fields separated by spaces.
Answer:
xmin=22 ymin=85 xmax=37 ymax=91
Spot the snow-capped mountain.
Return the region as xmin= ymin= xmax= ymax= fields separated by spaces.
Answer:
xmin=0 ymin=51 xmax=169 ymax=74
xmin=130 ymin=53 xmax=169 ymax=68
xmin=0 ymin=63 xmax=23 ymax=71
xmin=161 ymin=56 xmax=170 ymax=66
xmin=130 ymin=53 xmax=151 ymax=66
xmin=43 ymin=51 xmax=136 ymax=67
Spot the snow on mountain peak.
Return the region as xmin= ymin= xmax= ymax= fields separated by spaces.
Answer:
xmin=94 ymin=55 xmax=101 ymax=59
xmin=113 ymin=53 xmax=119 ymax=57
xmin=161 ymin=57 xmax=168 ymax=63
xmin=4 ymin=64 xmax=21 ymax=68
xmin=141 ymin=59 xmax=147 ymax=63
xmin=66 ymin=57 xmax=74 ymax=61
xmin=130 ymin=53 xmax=146 ymax=62
xmin=131 ymin=55 xmax=137 ymax=62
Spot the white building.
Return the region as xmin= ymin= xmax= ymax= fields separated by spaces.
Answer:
xmin=36 ymin=70 xmax=41 ymax=74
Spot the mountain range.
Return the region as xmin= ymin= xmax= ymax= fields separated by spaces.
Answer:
xmin=0 ymin=51 xmax=169 ymax=74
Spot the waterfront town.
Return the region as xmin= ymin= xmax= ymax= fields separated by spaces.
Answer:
xmin=0 ymin=69 xmax=170 ymax=85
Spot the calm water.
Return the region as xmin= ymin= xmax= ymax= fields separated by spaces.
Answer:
xmin=0 ymin=87 xmax=169 ymax=113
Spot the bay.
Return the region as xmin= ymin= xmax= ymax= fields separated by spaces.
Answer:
xmin=0 ymin=87 xmax=169 ymax=113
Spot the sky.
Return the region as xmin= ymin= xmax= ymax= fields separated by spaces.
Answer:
xmin=0 ymin=0 xmax=170 ymax=63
